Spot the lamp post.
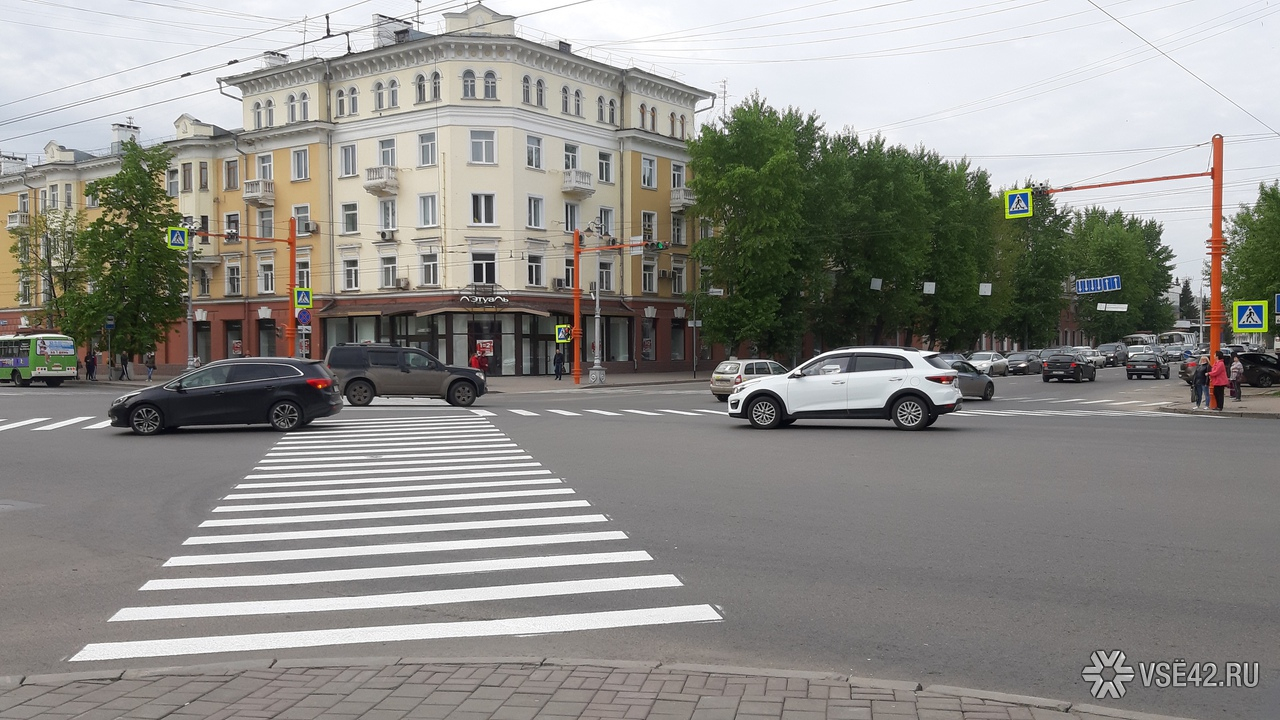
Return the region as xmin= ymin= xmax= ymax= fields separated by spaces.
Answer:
xmin=179 ymin=219 xmax=197 ymax=369
xmin=570 ymin=219 xmax=617 ymax=385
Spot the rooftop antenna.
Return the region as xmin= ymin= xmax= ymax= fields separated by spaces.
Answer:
xmin=718 ymin=79 xmax=730 ymax=120
xmin=415 ymin=0 xmax=422 ymax=29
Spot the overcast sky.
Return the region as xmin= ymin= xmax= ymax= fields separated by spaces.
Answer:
xmin=4 ymin=0 xmax=1279 ymax=291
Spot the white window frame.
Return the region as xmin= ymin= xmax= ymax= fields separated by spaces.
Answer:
xmin=296 ymin=259 xmax=311 ymax=289
xmin=291 ymin=147 xmax=309 ymax=181
xmin=672 ymin=215 xmax=686 ymax=245
xmin=418 ymin=132 xmax=437 ymax=166
xmin=224 ymin=212 xmax=240 ymax=239
xmin=471 ymin=194 xmax=496 ymax=225
xmin=527 ymin=196 xmax=544 ymax=229
xmin=226 ymin=263 xmax=242 ymax=296
xmin=598 ymin=152 xmax=612 ymax=183
xmin=339 ymin=144 xmax=357 ymax=177
xmin=420 ymin=253 xmax=439 ymax=286
xmin=197 ymin=268 xmax=211 ymax=296
xmin=483 ymin=71 xmax=498 ymax=100
xmin=564 ymin=202 xmax=579 ymax=234
xmin=564 ymin=143 xmax=579 ymax=170
xmin=564 ymin=258 xmax=574 ymax=288
xmin=381 ymin=255 xmax=399 ymax=289
xmin=293 ymin=205 xmax=311 ymax=235
xmin=462 ymin=70 xmax=476 ymax=99
xmin=378 ymin=138 xmax=396 ymax=167
xmin=671 ymin=261 xmax=686 ymax=295
xmin=258 ymin=257 xmax=276 ymax=294
xmin=378 ymin=198 xmax=397 ymax=231
xmin=257 ymin=153 xmax=273 ymax=180
xmin=527 ymin=254 xmax=544 ymax=287
xmin=642 ymin=261 xmax=656 ymax=293
xmin=526 ymin=135 xmax=542 ymax=169
xmin=258 ymin=208 xmax=274 ymax=239
xmin=598 ymin=259 xmax=614 ymax=292
xmin=470 ymin=129 xmax=496 ymax=164
xmin=641 ymin=211 xmax=657 ymax=241
xmin=471 ymin=251 xmax=497 ymax=284
xmin=341 ymin=202 xmax=358 ymax=234
xmin=343 ymin=258 xmax=360 ymax=291
xmin=417 ymin=194 xmax=438 ymax=227
xmin=641 ymin=156 xmax=657 ymax=189
xmin=598 ymin=207 xmax=614 ymax=237
xmin=672 ymin=162 xmax=685 ymax=188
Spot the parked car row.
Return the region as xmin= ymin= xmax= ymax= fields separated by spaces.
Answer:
xmin=1178 ymin=352 xmax=1280 ymax=388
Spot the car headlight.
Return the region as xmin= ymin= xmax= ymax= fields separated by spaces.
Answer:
xmin=476 ymin=372 xmax=485 ymax=381
xmin=112 ymin=392 xmax=138 ymax=407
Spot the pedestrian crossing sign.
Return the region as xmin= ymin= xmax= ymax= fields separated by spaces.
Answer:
xmin=555 ymin=324 xmax=571 ymax=343
xmin=1004 ymin=189 xmax=1033 ymax=219
xmin=1232 ymin=301 xmax=1268 ymax=332
xmin=294 ymin=287 xmax=313 ymax=309
xmin=166 ymin=226 xmax=188 ymax=250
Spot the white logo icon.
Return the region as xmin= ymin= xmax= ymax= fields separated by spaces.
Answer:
xmin=1082 ymin=650 xmax=1136 ymax=699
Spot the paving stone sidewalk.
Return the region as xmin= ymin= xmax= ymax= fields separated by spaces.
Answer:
xmin=0 ymin=658 xmax=1199 ymax=720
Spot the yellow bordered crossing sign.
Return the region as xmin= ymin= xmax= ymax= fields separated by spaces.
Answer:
xmin=555 ymin=324 xmax=571 ymax=343
xmin=1004 ymin=189 xmax=1033 ymax=219
xmin=1232 ymin=301 xmax=1268 ymax=333
xmin=166 ymin=226 xmax=189 ymax=250
xmin=294 ymin=287 xmax=313 ymax=309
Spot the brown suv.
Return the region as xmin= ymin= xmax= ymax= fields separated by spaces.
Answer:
xmin=324 ymin=343 xmax=487 ymax=407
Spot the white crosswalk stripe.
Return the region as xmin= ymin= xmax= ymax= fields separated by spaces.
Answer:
xmin=72 ymin=415 xmax=720 ymax=663
xmin=0 ymin=418 xmax=50 ymax=431
xmin=33 ymin=416 xmax=95 ymax=430
xmin=546 ymin=409 xmax=582 ymax=416
xmin=956 ymin=408 xmax=1196 ymax=419
xmin=509 ymin=409 xmax=540 ymax=416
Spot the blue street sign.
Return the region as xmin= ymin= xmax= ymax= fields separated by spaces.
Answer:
xmin=297 ymin=309 xmax=312 ymax=325
xmin=1074 ymin=275 xmax=1122 ymax=294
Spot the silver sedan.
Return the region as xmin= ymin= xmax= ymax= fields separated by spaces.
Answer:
xmin=968 ymin=351 xmax=1009 ymax=376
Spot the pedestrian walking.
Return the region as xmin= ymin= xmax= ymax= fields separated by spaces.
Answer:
xmin=84 ymin=350 xmax=97 ymax=381
xmin=470 ymin=352 xmax=482 ymax=370
xmin=553 ymin=348 xmax=565 ymax=380
xmin=119 ymin=351 xmax=131 ymax=381
xmin=144 ymin=351 xmax=157 ymax=382
xmin=1208 ymin=350 xmax=1230 ymax=410
xmin=479 ymin=353 xmax=490 ymax=373
xmin=1230 ymin=352 xmax=1244 ymax=401
xmin=1192 ymin=355 xmax=1209 ymax=409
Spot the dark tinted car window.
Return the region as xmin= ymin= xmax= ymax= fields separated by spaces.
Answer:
xmin=369 ymin=350 xmax=399 ymax=367
xmin=952 ymin=361 xmax=979 ymax=374
xmin=854 ymin=355 xmax=909 ymax=372
xmin=925 ymin=355 xmax=952 ymax=369
xmin=327 ymin=347 xmax=363 ymax=367
xmin=1007 ymin=353 xmax=1032 ymax=361
xmin=405 ymin=351 xmax=436 ymax=369
xmin=182 ymin=365 xmax=232 ymax=387
xmin=1047 ymin=354 xmax=1077 ymax=363
xmin=228 ymin=363 xmax=281 ymax=383
xmin=271 ymin=363 xmax=304 ymax=378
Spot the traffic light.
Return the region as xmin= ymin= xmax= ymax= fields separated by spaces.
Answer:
xmin=644 ymin=241 xmax=668 ymax=251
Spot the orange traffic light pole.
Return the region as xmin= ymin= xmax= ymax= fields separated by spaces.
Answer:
xmin=1042 ymin=134 xmax=1225 ymax=407
xmin=570 ymin=228 xmax=650 ymax=385
xmin=195 ymin=216 xmax=298 ymax=358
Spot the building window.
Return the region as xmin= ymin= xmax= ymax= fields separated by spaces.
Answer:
xmin=431 ymin=72 xmax=441 ymax=101
xmin=522 ymin=75 xmax=531 ymax=104
xmin=672 ymin=163 xmax=685 ymax=188
xmin=181 ymin=163 xmax=192 ymax=192
xmin=680 ymin=114 xmax=686 ymax=139
xmin=597 ymin=96 xmax=605 ymax=122
xmin=224 ymin=213 xmax=240 ymax=238
xmin=378 ymin=138 xmax=396 ymax=167
xmin=641 ymin=211 xmax=657 ymax=241
xmin=641 ymin=156 xmax=656 ymax=188
xmin=608 ymin=99 xmax=616 ymax=124
xmin=335 ymin=89 xmax=346 ymax=116
xmin=418 ymin=131 xmax=437 ymax=166
xmin=527 ymin=196 xmax=544 ymax=229
xmin=564 ymin=258 xmax=574 ymax=288
xmin=347 ymin=87 xmax=358 ymax=113
xmin=483 ymin=71 xmax=497 ymax=99
xmin=564 ymin=202 xmax=579 ymax=233
xmin=18 ymin=192 xmax=28 ymax=213
xmin=535 ymin=79 xmax=545 ymax=107
xmin=671 ymin=262 xmax=686 ymax=295
xmin=38 ymin=188 xmax=47 ymax=211
xmin=598 ymin=207 xmax=613 ymax=236
xmin=471 ymin=194 xmax=496 ymax=225
xmin=341 ymin=202 xmax=358 ymax=233
xmin=472 ymin=252 xmax=497 ymax=284
xmin=526 ymin=135 xmax=542 ymax=169
xmin=258 ymin=208 xmax=274 ymax=239
xmin=381 ymin=256 xmax=398 ymax=288
xmin=639 ymin=104 xmax=646 ymax=127
xmin=642 ymin=261 xmax=656 ymax=293
xmin=598 ymin=152 xmax=612 ymax=183
xmin=379 ymin=198 xmax=396 ymax=230
xmin=462 ymin=70 xmax=476 ymax=98
xmin=259 ymin=259 xmax=275 ymax=294
xmin=226 ymin=264 xmax=242 ymax=295
xmin=418 ymin=194 xmax=438 ymax=227
xmin=415 ymin=74 xmax=427 ymax=103
xmin=291 ymin=148 xmax=309 ymax=180
xmin=85 ymin=192 xmax=97 ymax=209
xmin=670 ymin=112 xmax=677 ymax=137
xmin=343 ymin=258 xmax=360 ymax=290
xmin=197 ymin=269 xmax=211 ymax=296
xmin=374 ymin=81 xmax=386 ymax=110
xmin=672 ymin=215 xmax=686 ymax=245
xmin=300 ymin=92 xmax=310 ymax=120
xmin=257 ymin=153 xmax=272 ymax=180
xmin=265 ymin=99 xmax=275 ymax=127
xmin=561 ymin=86 xmax=570 ymax=113
xmin=650 ymin=106 xmax=656 ymax=130
xmin=18 ymin=277 xmax=31 ymax=305
xmin=339 ymin=144 xmax=356 ymax=176
xmin=701 ymin=219 xmax=714 ymax=239
xmin=420 ymin=253 xmax=439 ymax=286
xmin=598 ymin=260 xmax=614 ymax=292
xmin=573 ymin=90 xmax=583 ymax=116
xmin=527 ymin=254 xmax=544 ymax=286
xmin=387 ymin=78 xmax=399 ymax=107
xmin=287 ymin=93 xmax=297 ymax=123
xmin=293 ymin=205 xmax=311 ymax=234
xmin=470 ymin=130 xmax=496 ymax=164
xmin=199 ymin=162 xmax=209 ymax=190
xmin=297 ymin=259 xmax=310 ymax=288
xmin=563 ymin=143 xmax=578 ymax=170
xmin=253 ymin=102 xmax=263 ymax=129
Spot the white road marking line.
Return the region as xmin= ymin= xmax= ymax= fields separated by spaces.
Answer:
xmin=583 ymin=409 xmax=622 ymax=416
xmin=33 ymin=416 xmax=95 ymax=431
xmin=0 ymin=418 xmax=51 ymax=432
xmin=471 ymin=409 xmax=497 ymax=416
xmin=1111 ymin=400 xmax=1145 ymax=405
xmin=224 ymin=477 xmax=563 ymax=501
xmin=166 ymin=530 xmax=629 ymax=566
xmin=1142 ymin=401 xmax=1173 ymax=406
xmin=657 ymin=409 xmax=700 ymax=416
xmin=198 ymin=499 xmax=592 ymax=528
xmin=304 ymin=418 xmax=495 ymax=430
xmin=545 ymin=409 xmax=581 ymax=416
xmin=243 ymin=460 xmax=543 ymax=481
xmin=113 ymin=574 xmax=683 ymax=622
xmin=72 ymin=604 xmax=722 ymax=662
xmin=509 ymin=409 xmax=540 ymax=416
xmin=277 ymin=425 xmax=494 ymax=440
xmin=1018 ymin=398 xmax=1053 ymax=403
xmin=212 ymin=487 xmax=577 ymax=513
xmin=266 ymin=440 xmax=515 ymax=457
xmin=1079 ymin=399 xmax=1113 ymax=404
xmin=183 ymin=513 xmax=610 ymax=546
xmin=312 ymin=415 xmax=474 ymax=424
xmin=83 ymin=419 xmax=114 ymax=429
xmin=692 ymin=409 xmax=725 ymax=415
xmin=141 ymin=549 xmax=651 ymax=590
xmin=236 ymin=468 xmax=553 ymax=490
xmin=1048 ymin=398 xmax=1085 ymax=404
xmin=253 ymin=450 xmax=529 ymax=469
xmin=620 ymin=409 xmax=662 ymax=416
xmin=274 ymin=432 xmax=503 ymax=446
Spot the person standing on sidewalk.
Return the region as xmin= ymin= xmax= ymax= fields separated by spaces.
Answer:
xmin=84 ymin=350 xmax=97 ymax=381
xmin=1192 ymin=355 xmax=1210 ymax=409
xmin=119 ymin=351 xmax=131 ymax=381
xmin=1230 ymin=352 xmax=1244 ymax=401
xmin=552 ymin=348 xmax=565 ymax=380
xmin=1208 ymin=350 xmax=1230 ymax=410
xmin=144 ymin=351 xmax=157 ymax=382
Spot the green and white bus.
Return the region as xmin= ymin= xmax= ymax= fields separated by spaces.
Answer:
xmin=0 ymin=333 xmax=78 ymax=387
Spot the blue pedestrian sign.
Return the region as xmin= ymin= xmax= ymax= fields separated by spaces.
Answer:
xmin=1075 ymin=275 xmax=1122 ymax=294
xmin=555 ymin=324 xmax=571 ymax=343
xmin=1004 ymin=189 xmax=1033 ymax=219
xmin=166 ymin=226 xmax=189 ymax=250
xmin=1232 ymin=301 xmax=1268 ymax=332
xmin=296 ymin=309 xmax=312 ymax=325
xmin=293 ymin=287 xmax=313 ymax=309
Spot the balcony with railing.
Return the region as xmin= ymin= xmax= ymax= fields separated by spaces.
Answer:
xmin=242 ymin=179 xmax=275 ymax=206
xmin=6 ymin=212 xmax=30 ymax=229
xmin=363 ymin=165 xmax=399 ymax=196
xmin=670 ymin=186 xmax=695 ymax=212
xmin=561 ymin=169 xmax=595 ymax=198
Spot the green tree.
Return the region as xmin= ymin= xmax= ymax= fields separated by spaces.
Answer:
xmin=1224 ymin=182 xmax=1280 ymax=302
xmin=993 ymin=184 xmax=1072 ymax=348
xmin=60 ymin=139 xmax=185 ymax=358
xmin=7 ymin=206 xmax=87 ymax=330
xmin=1068 ymin=208 xmax=1175 ymax=341
xmin=1177 ymin=278 xmax=1196 ymax=320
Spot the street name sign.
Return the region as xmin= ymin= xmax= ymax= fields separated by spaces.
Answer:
xmin=1004 ymin=189 xmax=1033 ymax=219
xmin=1096 ymin=303 xmax=1128 ymax=312
xmin=1232 ymin=301 xmax=1268 ymax=332
xmin=1075 ymin=275 xmax=1122 ymax=294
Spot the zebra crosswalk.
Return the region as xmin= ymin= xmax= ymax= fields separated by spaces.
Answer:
xmin=70 ymin=415 xmax=720 ymax=663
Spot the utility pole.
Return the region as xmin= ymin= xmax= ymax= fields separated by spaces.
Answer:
xmin=193 ymin=217 xmax=298 ymax=359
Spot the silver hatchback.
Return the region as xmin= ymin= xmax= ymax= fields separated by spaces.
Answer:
xmin=710 ymin=359 xmax=789 ymax=401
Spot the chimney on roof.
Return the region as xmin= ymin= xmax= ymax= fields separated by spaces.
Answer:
xmin=375 ymin=14 xmax=412 ymax=47
xmin=110 ymin=122 xmax=140 ymax=154
xmin=263 ymin=51 xmax=288 ymax=67
xmin=558 ymin=41 xmax=572 ymax=54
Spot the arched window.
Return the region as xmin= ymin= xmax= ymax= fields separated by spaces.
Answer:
xmin=348 ymin=87 xmax=358 ymax=114
xmin=670 ymin=112 xmax=676 ymax=137
xmin=415 ymin=74 xmax=427 ymax=103
xmin=286 ymin=94 xmax=297 ymax=123
xmin=264 ymin=99 xmax=275 ymax=127
xmin=522 ymin=75 xmax=531 ymax=104
xmin=535 ymin=79 xmax=545 ymax=107
xmin=597 ymin=96 xmax=605 ymax=122
xmin=649 ymin=106 xmax=656 ymax=130
xmin=680 ymin=114 xmax=686 ymax=139
xmin=574 ymin=90 xmax=583 ymax=116
xmin=252 ymin=101 xmax=263 ymax=130
xmin=335 ymin=89 xmax=345 ymax=117
xmin=483 ymin=71 xmax=497 ymax=99
xmin=608 ymin=99 xmax=616 ymax=124
xmin=639 ymin=104 xmax=646 ymax=128
xmin=561 ymin=86 xmax=570 ymax=113
xmin=431 ymin=72 xmax=441 ymax=101
xmin=462 ymin=70 xmax=476 ymax=98
xmin=374 ymin=82 xmax=386 ymax=110
xmin=300 ymin=92 xmax=310 ymax=121
xmin=388 ymin=78 xmax=399 ymax=107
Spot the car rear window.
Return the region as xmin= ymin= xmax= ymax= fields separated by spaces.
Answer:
xmin=1047 ymin=354 xmax=1076 ymax=362
xmin=924 ymin=355 xmax=951 ymax=369
xmin=1008 ymin=353 xmax=1031 ymax=361
xmin=714 ymin=362 xmax=740 ymax=374
xmin=327 ymin=347 xmax=362 ymax=368
xmin=1129 ymin=354 xmax=1155 ymax=361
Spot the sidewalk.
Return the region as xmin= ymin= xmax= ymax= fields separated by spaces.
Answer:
xmin=1156 ymin=385 xmax=1280 ymax=419
xmin=0 ymin=657 xmax=1201 ymax=720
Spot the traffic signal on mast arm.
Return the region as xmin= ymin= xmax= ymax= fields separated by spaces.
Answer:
xmin=644 ymin=241 xmax=668 ymax=251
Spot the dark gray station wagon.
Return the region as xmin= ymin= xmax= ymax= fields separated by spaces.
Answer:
xmin=324 ymin=343 xmax=487 ymax=407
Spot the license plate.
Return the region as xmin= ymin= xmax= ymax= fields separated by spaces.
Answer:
xmin=1053 ymin=370 xmax=1066 ymax=375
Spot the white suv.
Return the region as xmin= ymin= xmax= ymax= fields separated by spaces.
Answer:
xmin=726 ymin=347 xmax=962 ymax=430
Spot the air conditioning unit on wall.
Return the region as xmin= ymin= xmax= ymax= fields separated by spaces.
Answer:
xmin=396 ymin=277 xmax=411 ymax=290
xmin=378 ymin=229 xmax=396 ymax=241
xmin=658 ymin=269 xmax=671 ymax=279
xmin=300 ymin=221 xmax=318 ymax=234
xmin=553 ymin=278 xmax=566 ymax=290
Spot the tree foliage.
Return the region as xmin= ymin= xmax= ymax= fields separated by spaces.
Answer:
xmin=992 ymin=184 xmax=1071 ymax=348
xmin=7 ymin=206 xmax=86 ymax=329
xmin=1067 ymin=208 xmax=1175 ymax=340
xmin=1224 ymin=182 xmax=1280 ymax=303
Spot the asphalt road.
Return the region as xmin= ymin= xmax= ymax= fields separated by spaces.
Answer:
xmin=0 ymin=368 xmax=1275 ymax=720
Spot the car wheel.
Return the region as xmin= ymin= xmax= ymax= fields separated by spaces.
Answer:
xmin=1127 ymin=374 xmax=1134 ymax=380
xmin=891 ymin=396 xmax=929 ymax=430
xmin=1088 ymin=371 xmax=1096 ymax=381
xmin=128 ymin=404 xmax=164 ymax=436
xmin=344 ymin=380 xmax=374 ymax=406
xmin=269 ymin=400 xmax=303 ymax=431
xmin=447 ymin=380 xmax=477 ymax=407
xmin=714 ymin=394 xmax=729 ymax=403
xmin=981 ymin=383 xmax=994 ymax=401
xmin=1163 ymin=371 xmax=1170 ymax=379
xmin=747 ymin=396 xmax=783 ymax=429
xmin=1259 ymin=375 xmax=1274 ymax=388
xmin=1074 ymin=370 xmax=1082 ymax=382
xmin=1042 ymin=375 xmax=1050 ymax=383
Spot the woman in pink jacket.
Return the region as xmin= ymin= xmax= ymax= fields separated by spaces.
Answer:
xmin=1207 ymin=350 xmax=1230 ymax=410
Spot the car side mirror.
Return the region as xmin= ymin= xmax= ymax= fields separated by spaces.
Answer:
xmin=174 ymin=382 xmax=186 ymax=393
xmin=789 ymin=371 xmax=803 ymax=379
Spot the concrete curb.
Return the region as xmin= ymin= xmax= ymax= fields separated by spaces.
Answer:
xmin=1071 ymin=705 xmax=1201 ymax=720
xmin=923 ymin=685 xmax=1071 ymax=711
xmin=1157 ymin=405 xmax=1280 ymax=419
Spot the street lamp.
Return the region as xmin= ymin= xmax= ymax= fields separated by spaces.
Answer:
xmin=179 ymin=218 xmax=198 ymax=369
